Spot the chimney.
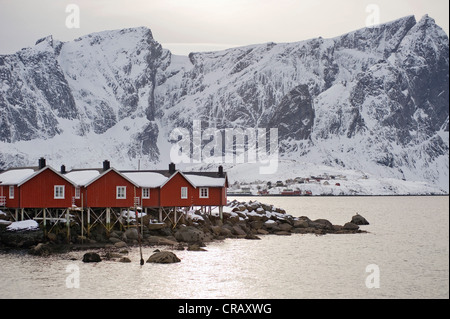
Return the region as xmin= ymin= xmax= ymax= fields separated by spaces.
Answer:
xmin=61 ymin=165 xmax=66 ymax=174
xmin=38 ymin=157 xmax=46 ymax=169
xmin=218 ymin=165 xmax=224 ymax=177
xmin=169 ymin=162 xmax=176 ymax=174
xmin=103 ymin=160 xmax=110 ymax=171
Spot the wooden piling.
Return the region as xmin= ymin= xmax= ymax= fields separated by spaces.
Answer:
xmin=66 ymin=209 xmax=70 ymax=243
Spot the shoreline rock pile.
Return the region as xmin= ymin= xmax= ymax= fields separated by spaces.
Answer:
xmin=0 ymin=200 xmax=369 ymax=259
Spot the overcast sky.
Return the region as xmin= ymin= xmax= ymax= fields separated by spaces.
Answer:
xmin=0 ymin=0 xmax=448 ymax=55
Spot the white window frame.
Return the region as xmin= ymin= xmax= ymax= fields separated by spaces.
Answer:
xmin=75 ymin=187 xmax=80 ymax=199
xmin=116 ymin=186 xmax=126 ymax=199
xmin=181 ymin=187 xmax=188 ymax=199
xmin=142 ymin=188 xmax=150 ymax=199
xmin=199 ymin=187 xmax=209 ymax=198
xmin=54 ymin=185 xmax=65 ymax=199
xmin=9 ymin=186 xmax=14 ymax=199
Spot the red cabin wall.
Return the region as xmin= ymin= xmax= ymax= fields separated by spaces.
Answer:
xmin=193 ymin=187 xmax=224 ymax=206
xmin=85 ymin=170 xmax=137 ymax=208
xmin=160 ymin=173 xmax=196 ymax=207
xmin=141 ymin=187 xmax=160 ymax=207
xmin=1 ymin=185 xmax=20 ymax=208
xmin=20 ymin=169 xmax=75 ymax=208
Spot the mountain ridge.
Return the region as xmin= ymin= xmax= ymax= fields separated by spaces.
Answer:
xmin=0 ymin=15 xmax=448 ymax=194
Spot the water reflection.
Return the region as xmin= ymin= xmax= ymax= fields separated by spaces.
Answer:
xmin=1 ymin=196 xmax=448 ymax=299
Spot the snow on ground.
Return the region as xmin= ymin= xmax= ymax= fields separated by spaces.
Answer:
xmin=6 ymin=220 xmax=39 ymax=231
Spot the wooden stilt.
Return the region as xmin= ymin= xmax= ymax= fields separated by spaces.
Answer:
xmin=219 ymin=206 xmax=223 ymax=221
xmin=174 ymin=207 xmax=177 ymax=227
xmin=43 ymin=208 xmax=47 ymax=237
xmin=81 ymin=194 xmax=84 ymax=243
xmin=106 ymin=207 xmax=111 ymax=235
xmin=87 ymin=208 xmax=91 ymax=237
xmin=159 ymin=207 xmax=162 ymax=222
xmin=66 ymin=209 xmax=70 ymax=243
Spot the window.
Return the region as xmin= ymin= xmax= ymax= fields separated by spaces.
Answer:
xmin=54 ymin=185 xmax=65 ymax=199
xmin=116 ymin=186 xmax=126 ymax=199
xmin=199 ymin=187 xmax=209 ymax=198
xmin=75 ymin=187 xmax=80 ymax=199
xmin=9 ymin=186 xmax=14 ymax=199
xmin=181 ymin=187 xmax=188 ymax=199
xmin=142 ymin=188 xmax=150 ymax=199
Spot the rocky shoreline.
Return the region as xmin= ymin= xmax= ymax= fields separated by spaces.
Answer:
xmin=0 ymin=200 xmax=369 ymax=260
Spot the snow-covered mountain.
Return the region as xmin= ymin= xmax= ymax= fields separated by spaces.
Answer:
xmin=0 ymin=15 xmax=448 ymax=194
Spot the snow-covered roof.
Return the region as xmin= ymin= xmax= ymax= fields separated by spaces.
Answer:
xmin=64 ymin=170 xmax=101 ymax=186
xmin=83 ymin=167 xmax=139 ymax=187
xmin=0 ymin=166 xmax=227 ymax=189
xmin=0 ymin=169 xmax=36 ymax=185
xmin=17 ymin=166 xmax=77 ymax=187
xmin=122 ymin=172 xmax=168 ymax=188
xmin=185 ymin=174 xmax=226 ymax=187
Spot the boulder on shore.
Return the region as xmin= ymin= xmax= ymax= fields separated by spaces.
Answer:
xmin=174 ymin=226 xmax=205 ymax=243
xmin=146 ymin=251 xmax=181 ymax=263
xmin=28 ymin=242 xmax=53 ymax=256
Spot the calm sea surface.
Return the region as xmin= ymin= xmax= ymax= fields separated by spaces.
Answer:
xmin=0 ymin=196 xmax=448 ymax=299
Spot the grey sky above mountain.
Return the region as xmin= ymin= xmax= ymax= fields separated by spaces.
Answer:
xmin=0 ymin=0 xmax=448 ymax=55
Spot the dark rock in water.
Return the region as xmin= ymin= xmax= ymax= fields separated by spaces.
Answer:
xmin=82 ymin=252 xmax=102 ymax=263
xmin=351 ymin=214 xmax=370 ymax=225
xmin=146 ymin=251 xmax=181 ymax=263
xmin=274 ymin=231 xmax=292 ymax=236
xmin=343 ymin=222 xmax=360 ymax=231
xmin=312 ymin=219 xmax=334 ymax=230
xmin=119 ymin=257 xmax=131 ymax=263
xmin=293 ymin=219 xmax=309 ymax=228
xmin=187 ymin=244 xmax=207 ymax=251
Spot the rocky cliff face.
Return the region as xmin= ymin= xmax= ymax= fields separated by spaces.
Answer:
xmin=0 ymin=15 xmax=448 ymax=192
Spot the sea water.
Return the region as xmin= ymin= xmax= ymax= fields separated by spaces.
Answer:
xmin=0 ymin=196 xmax=448 ymax=299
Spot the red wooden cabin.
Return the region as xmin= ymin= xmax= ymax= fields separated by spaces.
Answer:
xmin=159 ymin=171 xmax=197 ymax=207
xmin=18 ymin=166 xmax=77 ymax=208
xmin=1 ymin=159 xmax=228 ymax=214
xmin=121 ymin=171 xmax=167 ymax=208
xmin=83 ymin=167 xmax=139 ymax=208
xmin=0 ymin=168 xmax=36 ymax=209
